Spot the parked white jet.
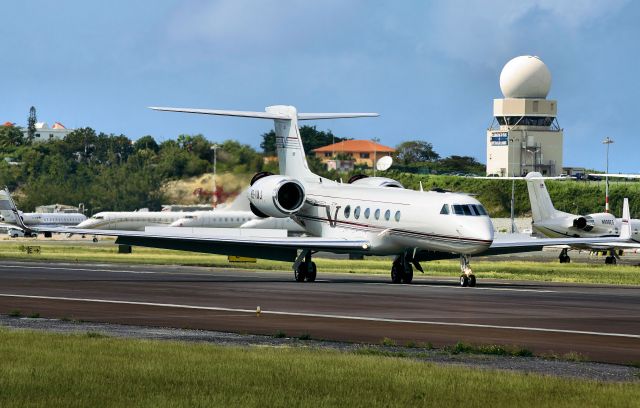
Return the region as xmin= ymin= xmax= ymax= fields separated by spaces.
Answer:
xmin=525 ymin=172 xmax=640 ymax=263
xmin=75 ymin=190 xmax=305 ymax=234
xmin=0 ymin=190 xmax=86 ymax=236
xmin=24 ymin=105 xmax=632 ymax=285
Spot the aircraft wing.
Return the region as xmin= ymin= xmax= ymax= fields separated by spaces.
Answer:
xmin=589 ymin=173 xmax=640 ymax=179
xmin=484 ymin=235 xmax=635 ymax=256
xmin=32 ymin=226 xmax=370 ymax=262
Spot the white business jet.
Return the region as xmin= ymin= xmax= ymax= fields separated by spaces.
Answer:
xmin=21 ymin=105 xmax=633 ymax=286
xmin=525 ymin=172 xmax=640 ymax=263
xmin=0 ymin=189 xmax=86 ymax=236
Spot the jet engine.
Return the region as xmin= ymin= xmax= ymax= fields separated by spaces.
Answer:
xmin=248 ymin=174 xmax=305 ymax=218
xmin=571 ymin=213 xmax=615 ymax=232
xmin=347 ymin=175 xmax=404 ymax=188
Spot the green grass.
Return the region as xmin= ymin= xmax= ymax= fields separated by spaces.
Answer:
xmin=444 ymin=341 xmax=533 ymax=357
xmin=0 ymin=241 xmax=639 ymax=285
xmin=0 ymin=329 xmax=638 ymax=407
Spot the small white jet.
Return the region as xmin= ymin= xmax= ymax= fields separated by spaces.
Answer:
xmin=0 ymin=189 xmax=86 ymax=236
xmin=525 ymin=172 xmax=640 ymax=264
xmin=24 ymin=105 xmax=632 ymax=285
xmin=75 ymin=191 xmax=305 ymax=234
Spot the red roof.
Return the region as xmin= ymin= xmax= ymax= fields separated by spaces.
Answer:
xmin=2 ymin=121 xmax=14 ymax=127
xmin=312 ymin=139 xmax=394 ymax=153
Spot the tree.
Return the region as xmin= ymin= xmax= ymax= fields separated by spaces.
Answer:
xmin=27 ymin=106 xmax=37 ymax=143
xmin=437 ymin=155 xmax=484 ymax=174
xmin=260 ymin=126 xmax=347 ymax=156
xmin=134 ymin=135 xmax=159 ymax=153
xmin=393 ymin=141 xmax=440 ymax=165
xmin=0 ymin=124 xmax=25 ymax=149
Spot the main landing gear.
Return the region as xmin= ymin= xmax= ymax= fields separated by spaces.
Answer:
xmin=390 ymin=253 xmax=414 ymax=284
xmin=459 ymin=255 xmax=476 ymax=287
xmin=293 ymin=250 xmax=317 ymax=282
xmin=559 ymin=248 xmax=571 ymax=263
xmin=604 ymin=250 xmax=617 ymax=265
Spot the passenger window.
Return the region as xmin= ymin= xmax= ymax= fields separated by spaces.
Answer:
xmin=354 ymin=206 xmax=361 ymax=219
xmin=384 ymin=210 xmax=390 ymax=221
xmin=344 ymin=205 xmax=351 ymax=219
xmin=364 ymin=208 xmax=370 ymax=219
xmin=440 ymin=204 xmax=449 ymax=215
xmin=374 ymin=209 xmax=380 ymax=220
xmin=394 ymin=211 xmax=401 ymax=222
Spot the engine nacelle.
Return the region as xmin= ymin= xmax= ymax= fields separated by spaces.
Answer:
xmin=348 ymin=175 xmax=404 ymax=188
xmin=571 ymin=213 xmax=615 ymax=232
xmin=247 ymin=175 xmax=305 ymax=218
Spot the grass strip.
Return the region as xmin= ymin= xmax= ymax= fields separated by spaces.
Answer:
xmin=0 ymin=329 xmax=638 ymax=407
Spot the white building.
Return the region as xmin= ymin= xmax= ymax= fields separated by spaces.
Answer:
xmin=23 ymin=121 xmax=73 ymax=143
xmin=486 ymin=56 xmax=563 ymax=177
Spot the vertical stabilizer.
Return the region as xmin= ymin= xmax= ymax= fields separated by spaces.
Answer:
xmin=265 ymin=105 xmax=315 ymax=180
xmin=620 ymin=197 xmax=631 ymax=240
xmin=525 ymin=172 xmax=558 ymax=222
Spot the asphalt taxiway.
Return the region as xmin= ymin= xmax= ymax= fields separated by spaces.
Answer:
xmin=0 ymin=261 xmax=638 ymax=364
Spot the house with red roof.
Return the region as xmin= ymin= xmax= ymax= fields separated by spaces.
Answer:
xmin=312 ymin=139 xmax=394 ymax=168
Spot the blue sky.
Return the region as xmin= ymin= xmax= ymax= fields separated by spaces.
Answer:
xmin=2 ymin=0 xmax=639 ymax=171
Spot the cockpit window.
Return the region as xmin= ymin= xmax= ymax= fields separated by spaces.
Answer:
xmin=184 ymin=215 xmax=195 ymax=219
xmin=93 ymin=216 xmax=104 ymax=220
xmin=452 ymin=204 xmax=487 ymax=216
xmin=440 ymin=204 xmax=450 ymax=215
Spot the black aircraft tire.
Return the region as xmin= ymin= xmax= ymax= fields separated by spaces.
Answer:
xmin=401 ymin=265 xmax=413 ymax=284
xmin=305 ymin=262 xmax=317 ymax=282
xmin=459 ymin=275 xmax=469 ymax=287
xmin=391 ymin=264 xmax=402 ymax=284
xmin=469 ymin=275 xmax=476 ymax=287
xmin=294 ymin=265 xmax=306 ymax=282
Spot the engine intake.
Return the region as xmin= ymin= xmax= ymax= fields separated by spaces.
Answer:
xmin=248 ymin=175 xmax=305 ymax=218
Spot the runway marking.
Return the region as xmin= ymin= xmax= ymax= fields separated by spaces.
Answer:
xmin=0 ymin=293 xmax=638 ymax=339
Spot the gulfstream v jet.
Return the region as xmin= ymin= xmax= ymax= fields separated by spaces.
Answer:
xmin=23 ymin=105 xmax=632 ymax=286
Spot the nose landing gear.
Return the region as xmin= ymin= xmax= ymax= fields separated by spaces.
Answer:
xmin=459 ymin=255 xmax=476 ymax=287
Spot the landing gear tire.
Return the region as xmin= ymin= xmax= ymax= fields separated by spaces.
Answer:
xmin=559 ymin=249 xmax=571 ymax=263
xmin=459 ymin=275 xmax=469 ymax=287
xmin=305 ymin=262 xmax=317 ymax=282
xmin=468 ymin=274 xmax=476 ymax=287
xmin=391 ymin=263 xmax=403 ymax=284
xmin=294 ymin=264 xmax=306 ymax=282
xmin=92 ymin=237 xmax=98 ymax=243
xmin=605 ymin=256 xmax=617 ymax=265
xmin=401 ymin=264 xmax=413 ymax=284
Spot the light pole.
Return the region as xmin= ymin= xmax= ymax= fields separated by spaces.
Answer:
xmin=602 ymin=137 xmax=614 ymax=213
xmin=211 ymin=144 xmax=219 ymax=207
xmin=371 ymin=137 xmax=380 ymax=177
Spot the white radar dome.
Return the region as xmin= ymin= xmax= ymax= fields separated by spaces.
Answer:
xmin=499 ymin=55 xmax=551 ymax=99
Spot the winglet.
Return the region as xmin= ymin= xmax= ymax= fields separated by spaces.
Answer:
xmin=620 ymin=197 xmax=631 ymax=240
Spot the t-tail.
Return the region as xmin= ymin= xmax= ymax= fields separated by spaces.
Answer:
xmin=150 ymin=105 xmax=378 ymax=181
xmin=0 ymin=187 xmax=31 ymax=232
xmin=525 ymin=172 xmax=560 ymax=222
xmin=620 ymin=197 xmax=631 ymax=240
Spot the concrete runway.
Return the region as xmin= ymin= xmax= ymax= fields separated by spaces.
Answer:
xmin=0 ymin=261 xmax=638 ymax=364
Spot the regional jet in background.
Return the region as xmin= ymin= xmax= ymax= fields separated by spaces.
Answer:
xmin=525 ymin=172 xmax=640 ymax=264
xmin=22 ymin=105 xmax=632 ymax=286
xmin=74 ymin=191 xmax=305 ymax=235
xmin=0 ymin=190 xmax=86 ymax=235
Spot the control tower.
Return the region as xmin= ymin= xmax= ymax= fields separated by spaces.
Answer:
xmin=486 ymin=56 xmax=563 ymax=176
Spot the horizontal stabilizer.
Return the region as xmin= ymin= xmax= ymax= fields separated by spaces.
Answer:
xmin=150 ymin=106 xmax=379 ymax=121
xmin=149 ymin=107 xmax=289 ymax=119
xmin=297 ymin=113 xmax=379 ymax=120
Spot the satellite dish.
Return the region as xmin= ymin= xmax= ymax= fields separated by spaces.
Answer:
xmin=376 ymin=156 xmax=393 ymax=172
